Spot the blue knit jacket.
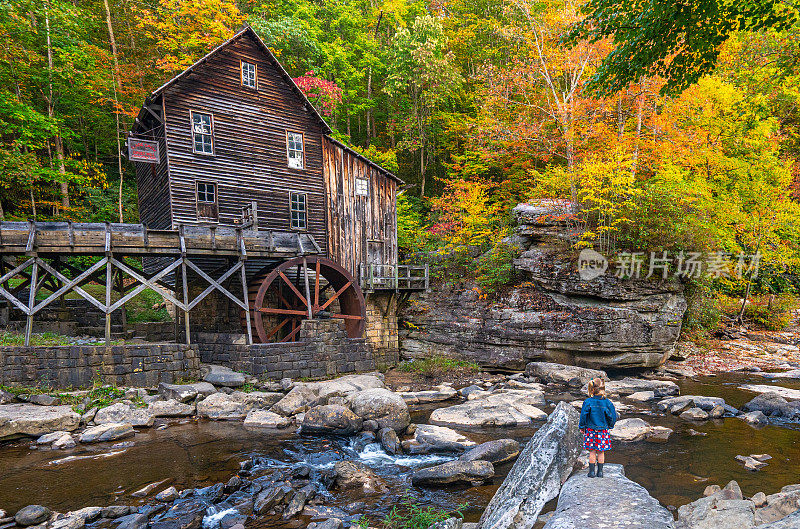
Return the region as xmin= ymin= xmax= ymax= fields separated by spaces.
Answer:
xmin=579 ymin=395 xmax=618 ymax=431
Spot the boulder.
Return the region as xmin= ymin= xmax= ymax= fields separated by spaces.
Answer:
xmin=301 ymin=405 xmax=363 ymax=435
xmin=680 ymin=407 xmax=710 ymax=421
xmin=429 ymin=518 xmax=463 ymax=529
xmin=0 ymin=389 xmax=15 ymax=404
xmin=459 ymin=439 xmax=521 ymax=465
xmin=627 ymin=391 xmax=656 ymax=402
xmin=741 ymin=411 xmax=769 ymax=426
xmin=148 ymin=400 xmax=195 ymax=418
xmin=429 ymin=390 xmax=547 ymax=428
xmin=542 ymin=464 xmax=674 ymax=529
xmin=755 ymin=487 xmax=800 ymax=525
xmin=402 ymin=424 xmax=475 ymax=454
xmin=676 ymin=482 xmax=755 ymax=529
xmin=15 ymin=506 xmax=52 ymax=526
xmin=601 ymin=378 xmax=680 ymax=397
xmin=254 ymin=485 xmax=292 ymax=514
xmin=379 ymin=427 xmax=402 ymax=455
xmin=756 ymin=510 xmax=800 ymax=528
xmin=0 ymin=404 xmax=80 ymax=439
xmin=202 ymin=365 xmax=246 ymax=388
xmin=610 ymin=418 xmax=653 ymax=442
xmin=243 ymin=409 xmax=291 ymax=429
xmin=52 ymin=433 xmax=76 ymax=449
xmin=94 ymin=403 xmax=154 ymax=428
xmin=333 ymin=461 xmax=387 ymax=494
xmin=158 ymin=382 xmax=216 ymax=403
xmin=708 ymin=405 xmax=726 ymax=419
xmin=656 ymin=395 xmax=727 ymax=412
xmin=646 ymin=426 xmax=673 ymax=443
xmin=271 ymin=374 xmax=384 ymax=416
xmin=742 ymin=393 xmax=800 ymax=419
xmin=735 ymin=455 xmax=767 ymax=471
xmin=475 ymin=401 xmax=581 ymax=529
xmin=28 ymin=394 xmax=61 ymax=406
xmin=347 ymin=388 xmax=411 ymax=431
xmin=411 ymin=460 xmax=494 ymax=486
xmin=524 ymin=362 xmax=607 ymax=386
xmin=196 ymin=392 xmax=263 ymax=420
xmin=155 ymin=487 xmax=178 ymax=502
xmin=762 ymin=369 xmax=800 ymax=380
xmin=400 ymin=386 xmax=459 ymax=405
xmin=37 ymin=430 xmax=70 ymax=444
xmin=79 ymin=422 xmax=135 ymax=443
xmin=740 ymin=385 xmax=800 ymax=401
xmin=283 ymin=484 xmax=316 ymax=519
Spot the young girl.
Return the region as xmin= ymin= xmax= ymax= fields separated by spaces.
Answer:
xmin=579 ymin=378 xmax=617 ymax=477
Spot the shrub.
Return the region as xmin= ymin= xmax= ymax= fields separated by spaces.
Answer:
xmin=382 ymin=497 xmax=467 ymax=529
xmin=720 ymin=294 xmax=798 ymax=331
xmin=399 ymin=356 xmax=480 ymax=377
xmin=476 ymin=240 xmax=520 ymax=294
xmin=682 ymin=279 xmax=722 ymax=337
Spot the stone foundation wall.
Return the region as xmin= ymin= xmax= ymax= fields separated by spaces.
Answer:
xmin=0 ymin=344 xmax=200 ymax=389
xmin=198 ymin=319 xmax=375 ymax=379
xmin=1 ymin=299 xmax=123 ymax=337
xmin=365 ymin=293 xmax=399 ymax=368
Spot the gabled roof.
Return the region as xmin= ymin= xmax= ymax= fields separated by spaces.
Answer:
xmin=133 ymin=25 xmax=332 ymax=134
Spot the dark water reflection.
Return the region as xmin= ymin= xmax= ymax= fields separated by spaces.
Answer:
xmin=0 ymin=373 xmax=799 ymax=524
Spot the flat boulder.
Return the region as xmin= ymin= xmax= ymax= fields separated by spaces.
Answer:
xmin=15 ymin=505 xmax=52 ymax=526
xmin=740 ymin=385 xmax=800 ymax=401
xmin=202 ymin=364 xmax=246 ymax=388
xmin=459 ymin=439 xmax=521 ymax=465
xmin=742 ymin=393 xmax=800 ymax=419
xmin=476 ymin=401 xmax=581 ymax=529
xmin=543 ymin=464 xmax=674 ymax=529
xmin=402 ymin=424 xmax=475 ymax=454
xmin=272 ymin=375 xmax=384 ymax=416
xmin=158 ymin=382 xmax=216 ymax=402
xmin=600 ymin=378 xmax=680 ymax=397
xmin=94 ymin=403 xmax=154 ymax=427
xmin=677 ymin=481 xmax=755 ymax=529
xmin=430 ymin=390 xmax=547 ymax=428
xmin=400 ymin=386 xmax=458 ymax=405
xmin=243 ymin=409 xmax=291 ymax=429
xmin=80 ymin=422 xmax=135 ymax=443
xmin=680 ymin=407 xmax=710 ymax=422
xmin=348 ymin=388 xmax=410 ymax=431
xmin=411 ymin=460 xmax=494 ymax=486
xmin=196 ymin=392 xmax=276 ymax=420
xmin=0 ymin=404 xmax=80 ymax=439
xmin=148 ymin=400 xmax=195 ymax=418
xmin=610 ymin=418 xmax=653 ymax=442
xmin=525 ymin=362 xmax=607 ymax=386
xmin=656 ymin=395 xmax=727 ymax=412
xmin=301 ymin=405 xmax=363 ymax=435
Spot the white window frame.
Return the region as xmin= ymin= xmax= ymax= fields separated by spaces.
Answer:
xmin=241 ymin=60 xmax=257 ymax=89
xmin=196 ymin=181 xmax=216 ymax=204
xmin=191 ymin=111 xmax=214 ymax=155
xmin=290 ymin=192 xmax=307 ymax=230
xmin=355 ymin=178 xmax=369 ymax=197
xmin=286 ymin=131 xmax=304 ymax=170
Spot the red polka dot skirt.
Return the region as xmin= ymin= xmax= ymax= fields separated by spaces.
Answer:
xmin=583 ymin=428 xmax=611 ymax=451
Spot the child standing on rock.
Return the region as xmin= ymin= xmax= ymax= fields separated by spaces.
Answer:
xmin=579 ymin=378 xmax=617 ymax=478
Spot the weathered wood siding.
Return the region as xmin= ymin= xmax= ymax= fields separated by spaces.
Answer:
xmin=161 ymin=35 xmax=328 ymax=254
xmin=323 ymin=137 xmax=398 ymax=276
xmin=134 ymin=104 xmax=172 ymax=229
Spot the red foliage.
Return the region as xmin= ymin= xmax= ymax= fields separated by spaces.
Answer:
xmin=292 ymin=71 xmax=343 ymax=117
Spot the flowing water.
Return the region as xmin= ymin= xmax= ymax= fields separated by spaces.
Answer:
xmin=1 ymin=373 xmax=799 ymax=525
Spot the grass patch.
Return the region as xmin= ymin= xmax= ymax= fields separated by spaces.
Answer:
xmin=380 ymin=498 xmax=467 ymax=529
xmin=399 ymin=356 xmax=480 ymax=377
xmin=125 ymin=288 xmax=171 ymax=323
xmin=0 ymin=332 xmax=75 ymax=346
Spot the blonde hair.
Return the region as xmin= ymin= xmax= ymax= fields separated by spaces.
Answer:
xmin=588 ymin=378 xmax=606 ymax=398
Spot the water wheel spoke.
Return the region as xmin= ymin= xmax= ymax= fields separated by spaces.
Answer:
xmin=265 ymin=318 xmax=290 ymax=341
xmin=281 ymin=323 xmax=302 ymax=342
xmin=329 ymin=313 xmax=363 ymax=320
xmin=278 ymin=271 xmax=308 ymax=307
xmin=320 ymin=280 xmax=352 ymax=311
xmin=258 ymin=307 xmax=308 ymax=316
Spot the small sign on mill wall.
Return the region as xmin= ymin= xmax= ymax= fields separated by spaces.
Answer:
xmin=127 ymin=138 xmax=160 ymax=163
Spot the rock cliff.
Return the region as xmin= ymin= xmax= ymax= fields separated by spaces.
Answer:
xmin=400 ymin=201 xmax=687 ymax=370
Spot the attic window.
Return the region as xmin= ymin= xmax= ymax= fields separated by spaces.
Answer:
xmin=287 ymin=132 xmax=304 ymax=170
xmin=191 ymin=111 xmax=214 ymax=155
xmin=355 ymin=178 xmax=369 ymax=196
xmin=241 ymin=60 xmax=257 ymax=89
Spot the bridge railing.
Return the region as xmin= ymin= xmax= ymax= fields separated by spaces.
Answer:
xmin=362 ymin=263 xmax=429 ymax=292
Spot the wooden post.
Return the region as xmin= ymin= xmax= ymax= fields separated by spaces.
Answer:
xmin=24 ymin=259 xmax=38 ymax=346
xmin=104 ymin=222 xmax=112 ymax=345
xmin=239 ymin=234 xmax=252 ymax=345
xmin=302 ymin=257 xmax=313 ymax=320
xmin=179 ymin=225 xmax=190 ymax=345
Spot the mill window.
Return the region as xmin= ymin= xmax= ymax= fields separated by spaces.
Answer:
xmin=241 ymin=60 xmax=257 ymax=89
xmin=191 ymin=111 xmax=214 ymax=155
xmin=287 ymin=131 xmax=304 ymax=169
xmin=290 ymin=192 xmax=307 ymax=230
xmin=355 ymin=178 xmax=369 ymax=196
xmin=196 ymin=181 xmax=218 ymax=220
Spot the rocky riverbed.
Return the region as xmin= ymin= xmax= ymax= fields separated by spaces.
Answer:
xmin=1 ymin=360 xmax=800 ymax=529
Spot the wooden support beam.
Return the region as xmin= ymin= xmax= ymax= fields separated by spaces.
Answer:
xmin=179 ymin=224 xmax=190 ymax=345
xmin=24 ymin=260 xmax=38 ymax=346
xmin=302 ymin=257 xmax=313 ymax=319
xmin=105 ymin=258 xmax=112 ymax=345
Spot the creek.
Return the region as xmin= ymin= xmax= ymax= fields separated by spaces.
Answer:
xmin=0 ymin=373 xmax=798 ymax=526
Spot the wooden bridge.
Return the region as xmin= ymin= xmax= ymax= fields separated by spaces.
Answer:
xmin=0 ymin=221 xmax=321 ymax=346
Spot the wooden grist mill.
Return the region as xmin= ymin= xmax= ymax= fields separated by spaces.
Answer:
xmin=0 ymin=26 xmax=426 ymax=352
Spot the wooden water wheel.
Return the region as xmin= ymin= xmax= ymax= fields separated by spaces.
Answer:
xmin=245 ymin=256 xmax=366 ymax=343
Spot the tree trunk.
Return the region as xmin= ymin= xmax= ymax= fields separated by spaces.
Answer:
xmin=366 ymin=66 xmax=372 ymax=146
xmin=103 ymin=0 xmax=125 ymax=222
xmin=737 ymin=278 xmax=753 ymax=324
xmin=45 ymin=1 xmax=69 ymax=212
xmin=419 ymin=146 xmax=426 ymax=197
xmin=631 ymin=94 xmax=644 ymax=177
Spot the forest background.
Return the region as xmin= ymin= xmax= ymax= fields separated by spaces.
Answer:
xmin=2 ymin=0 xmax=800 ymax=334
